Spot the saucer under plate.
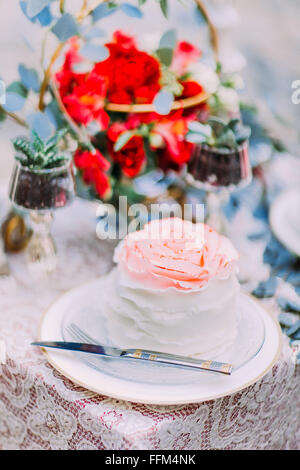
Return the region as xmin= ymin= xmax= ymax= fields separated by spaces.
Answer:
xmin=38 ymin=277 xmax=282 ymax=404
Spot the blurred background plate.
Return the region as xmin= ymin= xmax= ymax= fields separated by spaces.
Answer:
xmin=270 ymin=187 xmax=300 ymax=258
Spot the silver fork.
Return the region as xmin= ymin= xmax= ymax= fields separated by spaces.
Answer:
xmin=64 ymin=322 xmax=116 ymax=374
xmin=64 ymin=323 xmax=233 ymax=375
xmin=66 ymin=323 xmax=99 ymax=345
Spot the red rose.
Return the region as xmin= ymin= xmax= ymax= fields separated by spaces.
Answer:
xmin=107 ymin=123 xmax=146 ymax=178
xmin=86 ymin=167 xmax=111 ymax=200
xmin=55 ymin=40 xmax=85 ymax=98
xmin=179 ymin=80 xmax=203 ymax=99
xmin=171 ymin=41 xmax=202 ymax=76
xmin=55 ymin=39 xmax=109 ymax=130
xmin=60 ymin=71 xmax=109 ymax=129
xmin=74 ymin=149 xmax=111 ymax=199
xmin=158 ymin=140 xmax=194 ymax=172
xmin=149 ymin=109 xmax=196 ymax=171
xmin=106 ymin=122 xmax=127 ymax=142
xmin=112 ymin=30 xmax=137 ymax=49
xmin=111 ymin=110 xmax=195 ymax=173
xmin=93 ymin=30 xmax=161 ymax=105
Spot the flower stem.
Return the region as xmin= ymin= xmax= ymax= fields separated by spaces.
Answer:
xmin=59 ymin=0 xmax=65 ymax=14
xmin=83 ymin=0 xmax=107 ymax=18
xmin=194 ymin=0 xmax=219 ymax=63
xmin=38 ymin=42 xmax=64 ymax=111
xmin=0 ymin=105 xmax=28 ymax=128
xmin=77 ymin=0 xmax=89 ymax=21
xmin=50 ymin=79 xmax=91 ymax=147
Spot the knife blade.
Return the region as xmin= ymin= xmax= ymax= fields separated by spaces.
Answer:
xmin=32 ymin=341 xmax=233 ymax=375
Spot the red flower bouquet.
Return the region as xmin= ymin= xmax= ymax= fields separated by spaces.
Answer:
xmin=94 ymin=31 xmax=161 ymax=105
xmin=1 ymin=1 xmax=247 ymax=211
xmin=54 ymin=28 xmax=219 ymax=202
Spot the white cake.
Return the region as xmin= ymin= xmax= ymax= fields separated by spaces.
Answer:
xmin=103 ymin=218 xmax=240 ymax=357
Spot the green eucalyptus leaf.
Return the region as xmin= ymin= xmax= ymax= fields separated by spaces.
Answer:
xmin=45 ymin=100 xmax=65 ymax=129
xmin=156 ymin=47 xmax=173 ymax=67
xmin=160 ymin=68 xmax=183 ymax=96
xmin=92 ymin=3 xmax=119 ymax=22
xmin=3 ymin=92 xmax=26 ymax=112
xmin=26 ymin=0 xmax=53 ymax=18
xmin=51 ymin=13 xmax=79 ymax=42
xmin=82 ymin=25 xmax=105 ymax=40
xmin=159 ymin=29 xmax=177 ymax=49
xmin=27 ymin=111 xmax=52 ymax=140
xmin=6 ymin=81 xmax=28 ymax=98
xmin=0 ymin=108 xmax=6 ymax=123
xmin=153 ymin=89 xmax=174 ymax=115
xmin=79 ymin=43 xmax=109 ymax=62
xmin=159 ymin=0 xmax=168 ymax=17
xmin=18 ymin=64 xmax=40 ymax=93
xmin=138 ymin=124 xmax=150 ymax=138
xmin=120 ymin=3 xmax=143 ymax=18
xmin=185 ymin=132 xmax=207 ymax=144
xmin=188 ymin=121 xmax=212 ymax=138
xmin=114 ymin=130 xmax=135 ymax=152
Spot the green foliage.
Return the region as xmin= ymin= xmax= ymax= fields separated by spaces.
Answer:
xmin=158 ymin=0 xmax=168 ymax=17
xmin=13 ymin=129 xmax=69 ymax=170
xmin=186 ymin=117 xmax=251 ymax=150
xmin=160 ymin=67 xmax=183 ymax=97
xmin=114 ymin=130 xmax=136 ymax=152
xmin=6 ymin=82 xmax=28 ymax=98
xmin=0 ymin=108 xmax=6 ymax=123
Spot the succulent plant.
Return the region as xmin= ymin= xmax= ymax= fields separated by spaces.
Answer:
xmin=12 ymin=129 xmax=69 ymax=170
xmin=186 ymin=117 xmax=251 ymax=150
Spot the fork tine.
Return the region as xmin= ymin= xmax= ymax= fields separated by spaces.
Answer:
xmin=67 ymin=323 xmax=97 ymax=344
xmin=64 ymin=324 xmax=110 ymax=373
xmin=65 ymin=324 xmax=85 ymax=342
xmin=71 ymin=324 xmax=96 ymax=343
xmin=65 ymin=324 xmax=87 ymax=342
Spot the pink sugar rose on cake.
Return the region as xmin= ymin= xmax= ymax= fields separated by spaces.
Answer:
xmin=103 ymin=218 xmax=241 ymax=357
xmin=114 ymin=218 xmax=238 ymax=291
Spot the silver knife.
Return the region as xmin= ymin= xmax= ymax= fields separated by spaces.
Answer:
xmin=31 ymin=341 xmax=233 ymax=375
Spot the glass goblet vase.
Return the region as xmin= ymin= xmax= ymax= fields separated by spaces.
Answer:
xmin=185 ymin=141 xmax=252 ymax=234
xmin=8 ymin=158 xmax=75 ymax=274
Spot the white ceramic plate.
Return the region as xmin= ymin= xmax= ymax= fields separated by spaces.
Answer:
xmin=38 ymin=278 xmax=282 ymax=405
xmin=270 ymin=187 xmax=300 ymax=257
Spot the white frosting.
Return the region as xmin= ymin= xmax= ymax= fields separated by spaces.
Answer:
xmin=102 ymin=267 xmax=240 ymax=357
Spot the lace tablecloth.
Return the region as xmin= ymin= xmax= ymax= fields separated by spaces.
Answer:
xmin=0 ymin=160 xmax=300 ymax=450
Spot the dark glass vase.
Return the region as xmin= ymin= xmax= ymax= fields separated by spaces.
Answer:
xmin=8 ymin=159 xmax=75 ymax=274
xmin=187 ymin=141 xmax=251 ymax=190
xmin=185 ymin=141 xmax=252 ymax=233
xmin=9 ymin=161 xmax=75 ymax=211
